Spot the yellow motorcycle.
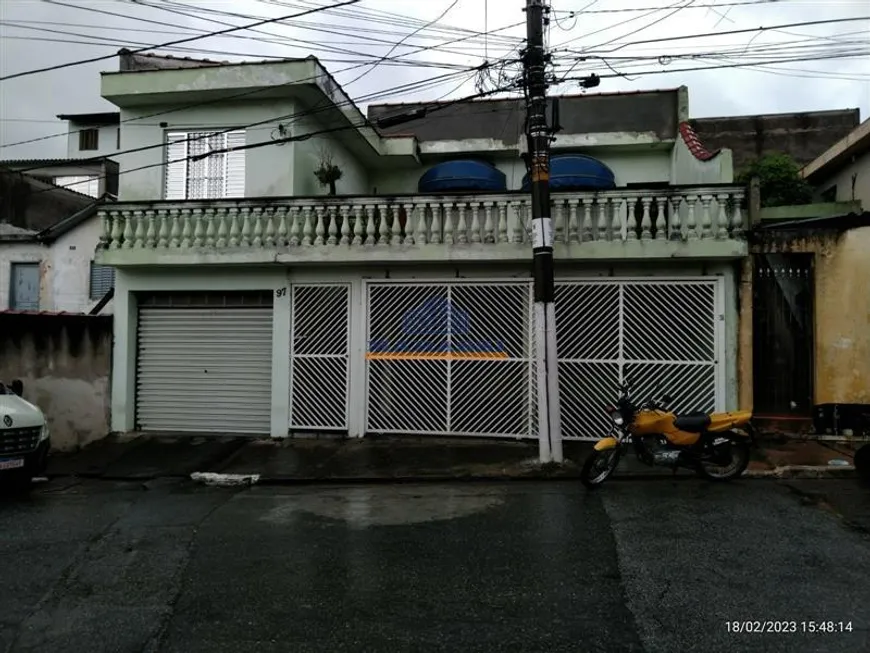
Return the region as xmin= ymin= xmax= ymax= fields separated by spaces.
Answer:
xmin=581 ymin=381 xmax=755 ymax=488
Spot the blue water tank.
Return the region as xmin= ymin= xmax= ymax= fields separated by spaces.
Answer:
xmin=418 ymin=160 xmax=507 ymax=193
xmin=521 ymin=154 xmax=616 ymax=192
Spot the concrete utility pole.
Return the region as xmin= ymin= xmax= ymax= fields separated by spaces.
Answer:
xmin=523 ymin=0 xmax=562 ymax=464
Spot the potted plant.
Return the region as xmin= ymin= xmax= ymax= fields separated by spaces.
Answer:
xmin=313 ymin=148 xmax=343 ymax=196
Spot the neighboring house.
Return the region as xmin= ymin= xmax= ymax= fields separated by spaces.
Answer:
xmin=692 ymin=108 xmax=860 ymax=174
xmin=748 ymin=211 xmax=870 ymax=436
xmin=801 ymin=117 xmax=870 ymax=209
xmin=0 ymin=158 xmax=119 ymax=199
xmin=57 ymin=111 xmax=122 ymax=160
xmin=95 ymin=50 xmax=749 ymax=442
xmin=0 ymin=170 xmax=113 ymax=314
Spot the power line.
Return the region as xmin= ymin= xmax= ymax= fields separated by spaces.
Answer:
xmin=555 ymin=15 xmax=870 ymax=55
xmin=1 ymin=19 xmax=523 ymax=151
xmin=0 ymin=0 xmax=361 ymax=81
xmin=555 ymin=50 xmax=870 ymax=86
xmin=0 ymin=23 xmax=474 ymax=70
xmin=123 ymin=0 xmax=503 ymax=61
xmin=554 ymin=0 xmax=796 ymax=14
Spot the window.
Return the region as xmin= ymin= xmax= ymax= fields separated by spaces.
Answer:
xmin=79 ymin=128 xmax=99 ymax=151
xmin=55 ymin=175 xmax=100 ymax=197
xmin=164 ymin=130 xmax=246 ymax=200
xmin=9 ymin=263 xmax=40 ymax=310
xmin=820 ymin=185 xmax=837 ymax=202
xmin=89 ymin=262 xmax=115 ymax=300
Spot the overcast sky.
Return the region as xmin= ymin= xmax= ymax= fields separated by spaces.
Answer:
xmin=1 ymin=0 xmax=868 ymax=159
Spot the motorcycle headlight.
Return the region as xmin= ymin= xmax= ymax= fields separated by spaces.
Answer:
xmin=39 ymin=423 xmax=50 ymax=442
xmin=612 ymin=414 xmax=625 ymax=426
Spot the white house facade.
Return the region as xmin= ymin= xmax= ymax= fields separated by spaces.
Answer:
xmin=95 ymin=54 xmax=747 ymax=442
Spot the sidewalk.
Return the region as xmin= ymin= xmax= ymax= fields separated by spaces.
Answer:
xmin=44 ymin=433 xmax=858 ymax=484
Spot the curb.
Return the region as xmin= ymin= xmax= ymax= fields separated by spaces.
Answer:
xmin=744 ymin=465 xmax=856 ymax=479
xmin=189 ymin=472 xmax=261 ymax=487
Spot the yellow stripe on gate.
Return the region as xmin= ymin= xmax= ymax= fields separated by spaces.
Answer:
xmin=365 ymin=352 xmax=509 ymax=361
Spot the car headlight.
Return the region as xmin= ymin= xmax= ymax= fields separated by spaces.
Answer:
xmin=39 ymin=423 xmax=50 ymax=442
xmin=612 ymin=414 xmax=625 ymax=426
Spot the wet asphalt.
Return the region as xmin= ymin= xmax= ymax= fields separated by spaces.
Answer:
xmin=1 ymin=478 xmax=868 ymax=653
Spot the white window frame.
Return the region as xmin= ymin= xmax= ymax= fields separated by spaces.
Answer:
xmin=164 ymin=130 xmax=246 ymax=200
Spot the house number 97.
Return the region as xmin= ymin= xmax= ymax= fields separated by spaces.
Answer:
xmin=276 ymin=288 xmax=287 ymax=297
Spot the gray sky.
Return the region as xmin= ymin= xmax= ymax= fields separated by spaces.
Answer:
xmin=1 ymin=0 xmax=868 ymax=159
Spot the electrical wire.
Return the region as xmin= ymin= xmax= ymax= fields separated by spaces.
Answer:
xmin=0 ymin=0 xmax=361 ymax=81
xmin=1 ymin=17 xmax=524 ymax=151
xmin=0 ymin=23 xmax=477 ymax=70
xmin=553 ymin=0 xmax=796 ymax=13
xmin=125 ymin=0 xmax=499 ymax=62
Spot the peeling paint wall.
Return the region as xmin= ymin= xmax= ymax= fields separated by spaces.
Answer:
xmin=0 ymin=314 xmax=112 ymax=451
xmin=814 ymin=227 xmax=870 ymax=404
xmin=0 ymin=215 xmax=111 ymax=314
xmin=753 ymin=226 xmax=870 ymax=405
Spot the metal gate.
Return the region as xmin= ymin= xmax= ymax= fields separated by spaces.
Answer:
xmin=362 ymin=278 xmax=723 ymax=440
xmin=135 ymin=291 xmax=273 ymax=434
xmin=289 ymin=284 xmax=351 ymax=431
xmin=557 ymin=279 xmax=723 ymax=439
xmin=752 ymin=253 xmax=814 ymax=416
xmin=365 ymin=281 xmax=535 ymax=437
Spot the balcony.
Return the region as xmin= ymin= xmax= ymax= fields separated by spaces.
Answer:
xmin=96 ymin=185 xmax=747 ymax=267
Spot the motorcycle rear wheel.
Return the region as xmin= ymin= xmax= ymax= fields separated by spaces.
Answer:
xmin=581 ymin=448 xmax=621 ymax=489
xmin=697 ymin=437 xmax=750 ymax=481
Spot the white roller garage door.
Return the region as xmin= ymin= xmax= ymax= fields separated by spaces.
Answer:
xmin=135 ymin=291 xmax=273 ymax=434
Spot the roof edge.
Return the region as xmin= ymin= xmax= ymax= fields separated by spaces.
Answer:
xmin=678 ymin=121 xmax=721 ymax=161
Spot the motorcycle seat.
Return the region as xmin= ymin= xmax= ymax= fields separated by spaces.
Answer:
xmin=673 ymin=412 xmax=712 ymax=432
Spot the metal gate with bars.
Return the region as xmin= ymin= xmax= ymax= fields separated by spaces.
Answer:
xmin=365 ymin=281 xmax=535 ymax=438
xmin=360 ymin=278 xmax=724 ymax=440
xmin=556 ymin=279 xmax=723 ymax=439
xmin=289 ymin=284 xmax=351 ymax=431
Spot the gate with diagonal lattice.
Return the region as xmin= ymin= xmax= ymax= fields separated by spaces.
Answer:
xmin=287 ymin=278 xmax=725 ymax=439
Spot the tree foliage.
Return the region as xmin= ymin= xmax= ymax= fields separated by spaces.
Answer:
xmin=737 ymin=153 xmax=814 ymax=208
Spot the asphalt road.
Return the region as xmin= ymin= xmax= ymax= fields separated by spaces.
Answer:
xmin=1 ymin=478 xmax=868 ymax=653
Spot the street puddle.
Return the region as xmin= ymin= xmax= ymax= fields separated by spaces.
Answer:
xmin=260 ymin=486 xmax=505 ymax=528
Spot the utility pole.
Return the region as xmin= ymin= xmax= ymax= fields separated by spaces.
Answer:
xmin=523 ymin=0 xmax=562 ymax=464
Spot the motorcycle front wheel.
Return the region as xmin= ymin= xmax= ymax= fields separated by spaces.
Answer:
xmin=697 ymin=436 xmax=750 ymax=481
xmin=580 ymin=448 xmax=621 ymax=489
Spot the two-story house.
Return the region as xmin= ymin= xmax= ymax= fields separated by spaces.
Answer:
xmin=94 ymin=52 xmax=748 ymax=443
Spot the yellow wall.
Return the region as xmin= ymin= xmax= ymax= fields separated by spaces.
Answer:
xmin=814 ymin=226 xmax=870 ymax=404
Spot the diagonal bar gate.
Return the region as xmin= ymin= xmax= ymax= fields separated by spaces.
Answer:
xmin=556 ymin=279 xmax=723 ymax=439
xmin=289 ymin=284 xmax=351 ymax=431
xmin=328 ymin=278 xmax=724 ymax=440
xmin=365 ymin=281 xmax=535 ymax=437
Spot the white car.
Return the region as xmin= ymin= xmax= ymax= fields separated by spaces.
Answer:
xmin=0 ymin=380 xmax=50 ymax=487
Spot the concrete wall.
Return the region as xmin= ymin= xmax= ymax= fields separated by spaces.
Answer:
xmin=292 ymin=113 xmax=371 ymax=196
xmin=810 ymin=149 xmax=870 ymax=209
xmin=66 ymin=121 xmax=121 ymax=160
xmin=0 ymin=313 xmax=111 ymax=451
xmin=692 ymin=109 xmax=860 ymax=173
xmin=117 ymin=100 xmax=299 ymax=201
xmin=0 ymin=214 xmax=112 ymax=314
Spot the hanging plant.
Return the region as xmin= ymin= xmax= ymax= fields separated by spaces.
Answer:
xmin=313 ymin=148 xmax=343 ymax=196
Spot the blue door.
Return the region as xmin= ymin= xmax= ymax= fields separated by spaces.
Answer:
xmin=10 ymin=263 xmax=40 ymax=310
